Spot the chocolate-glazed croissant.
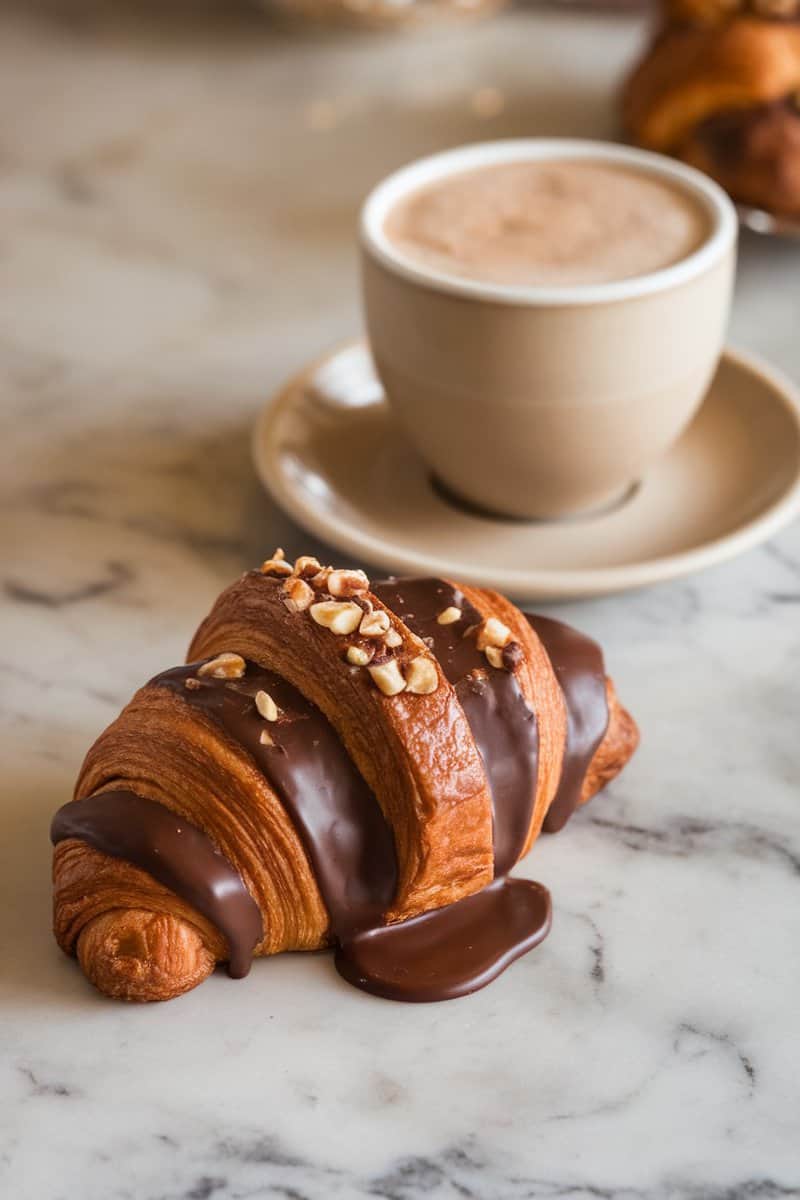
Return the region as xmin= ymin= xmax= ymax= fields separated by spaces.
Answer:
xmin=623 ymin=16 xmax=800 ymax=216
xmin=51 ymin=554 xmax=638 ymax=1004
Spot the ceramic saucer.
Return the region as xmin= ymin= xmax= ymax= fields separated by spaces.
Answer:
xmin=252 ymin=340 xmax=800 ymax=600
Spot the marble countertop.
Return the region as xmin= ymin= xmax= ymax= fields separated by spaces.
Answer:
xmin=2 ymin=3 xmax=800 ymax=1197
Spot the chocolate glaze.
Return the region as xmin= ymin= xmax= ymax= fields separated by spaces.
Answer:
xmin=50 ymin=789 xmax=262 ymax=978
xmin=526 ymin=615 xmax=609 ymax=834
xmin=335 ymin=877 xmax=551 ymax=1002
xmin=372 ymin=578 xmax=538 ymax=875
xmin=154 ymin=662 xmax=397 ymax=937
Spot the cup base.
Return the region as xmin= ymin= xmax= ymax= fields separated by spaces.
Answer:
xmin=430 ymin=475 xmax=640 ymax=524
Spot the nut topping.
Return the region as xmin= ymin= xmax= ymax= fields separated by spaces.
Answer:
xmin=293 ymin=555 xmax=323 ymax=579
xmin=359 ymin=609 xmax=391 ymax=638
xmin=437 ymin=606 xmax=462 ymax=625
xmin=384 ymin=628 xmax=403 ymax=649
xmin=259 ymin=729 xmax=275 ymax=747
xmin=282 ymin=575 xmax=314 ymax=613
xmin=310 ymin=600 xmax=363 ymax=635
xmin=405 ymin=655 xmax=438 ymax=695
xmin=198 ymin=652 xmax=246 ymax=680
xmin=346 ymin=644 xmax=375 ymax=666
xmin=310 ymin=567 xmax=332 ymax=590
xmin=260 ymin=556 xmax=292 ymax=577
xmin=255 ymin=689 xmax=280 ymax=721
xmin=484 ymin=645 xmax=505 ymax=670
xmin=502 ymin=641 xmax=524 ymax=672
xmin=476 ymin=617 xmax=511 ymax=651
xmin=328 ymin=568 xmax=370 ymax=598
xmin=184 ymin=677 xmax=201 ymax=690
xmin=368 ymin=658 xmax=407 ymax=696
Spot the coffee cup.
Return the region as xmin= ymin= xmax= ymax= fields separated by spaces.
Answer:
xmin=360 ymin=139 xmax=737 ymax=520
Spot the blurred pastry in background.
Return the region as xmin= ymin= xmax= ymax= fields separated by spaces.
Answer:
xmin=260 ymin=0 xmax=505 ymax=30
xmin=623 ymin=14 xmax=800 ymax=217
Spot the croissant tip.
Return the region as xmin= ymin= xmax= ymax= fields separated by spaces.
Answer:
xmin=77 ymin=909 xmax=215 ymax=1003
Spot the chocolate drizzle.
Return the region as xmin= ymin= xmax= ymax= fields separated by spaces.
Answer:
xmin=331 ymin=578 xmax=549 ymax=1001
xmin=526 ymin=615 xmax=609 ymax=834
xmin=335 ymin=878 xmax=551 ymax=1003
xmin=372 ymin=578 xmax=539 ymax=875
xmin=50 ymin=790 xmax=262 ymax=978
xmin=153 ymin=663 xmax=398 ymax=938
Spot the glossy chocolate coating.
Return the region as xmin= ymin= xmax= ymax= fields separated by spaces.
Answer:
xmin=51 ymin=789 xmax=262 ymax=978
xmin=526 ymin=615 xmax=609 ymax=834
xmin=336 ymin=877 xmax=551 ymax=1002
xmin=154 ymin=662 xmax=398 ymax=938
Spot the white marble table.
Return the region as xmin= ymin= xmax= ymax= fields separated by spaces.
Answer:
xmin=2 ymin=3 xmax=800 ymax=1197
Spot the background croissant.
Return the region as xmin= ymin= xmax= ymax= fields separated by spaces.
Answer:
xmin=52 ymin=555 xmax=638 ymax=1004
xmin=623 ymin=4 xmax=800 ymax=216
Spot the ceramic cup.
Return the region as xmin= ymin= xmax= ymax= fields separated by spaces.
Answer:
xmin=360 ymin=139 xmax=738 ymax=520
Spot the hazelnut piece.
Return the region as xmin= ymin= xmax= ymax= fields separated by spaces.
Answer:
xmin=309 ymin=600 xmax=363 ymax=635
xmin=255 ymin=690 xmax=280 ymax=721
xmin=198 ymin=652 xmax=246 ymax=680
xmin=328 ymin=568 xmax=370 ymax=598
xmin=359 ymin=609 xmax=391 ymax=638
xmin=405 ymin=656 xmax=438 ymax=695
xmin=368 ymin=659 xmax=407 ymax=696
xmin=476 ymin=617 xmax=511 ymax=651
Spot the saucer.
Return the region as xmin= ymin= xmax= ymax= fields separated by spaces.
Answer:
xmin=253 ymin=340 xmax=800 ymax=600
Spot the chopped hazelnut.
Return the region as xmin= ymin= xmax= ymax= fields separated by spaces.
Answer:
xmin=282 ymin=576 xmax=314 ymax=613
xmin=368 ymin=659 xmax=407 ymax=696
xmin=259 ymin=729 xmax=275 ymax=747
xmin=405 ymin=656 xmax=438 ymax=695
xmin=346 ymin=644 xmax=374 ymax=666
xmin=309 ymin=600 xmax=363 ymax=635
xmin=328 ymin=568 xmax=370 ymax=598
xmin=502 ymin=641 xmax=524 ymax=671
xmin=484 ymin=645 xmax=505 ymax=670
xmin=198 ymin=652 xmax=246 ymax=680
xmin=184 ymin=677 xmax=201 ymax=690
xmin=260 ymin=557 xmax=292 ymax=577
xmin=359 ymin=609 xmax=391 ymax=638
xmin=384 ymin=628 xmax=403 ymax=648
xmin=310 ymin=567 xmax=332 ymax=590
xmin=437 ymin=606 xmax=462 ymax=625
xmin=476 ymin=617 xmax=511 ymax=651
xmin=293 ymin=555 xmax=323 ymax=579
xmin=255 ymin=690 xmax=280 ymax=721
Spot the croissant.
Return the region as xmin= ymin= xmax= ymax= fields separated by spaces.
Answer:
xmin=623 ymin=13 xmax=800 ymax=216
xmin=51 ymin=554 xmax=639 ymax=1004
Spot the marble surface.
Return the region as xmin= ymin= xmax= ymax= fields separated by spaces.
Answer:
xmin=2 ymin=3 xmax=800 ymax=1197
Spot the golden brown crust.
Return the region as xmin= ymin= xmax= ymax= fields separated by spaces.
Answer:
xmin=623 ymin=19 xmax=800 ymax=214
xmin=52 ymin=564 xmax=639 ymax=1003
xmin=76 ymin=909 xmax=216 ymax=1003
xmin=188 ymin=571 xmax=495 ymax=921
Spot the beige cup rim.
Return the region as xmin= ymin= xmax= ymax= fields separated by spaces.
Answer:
xmin=360 ymin=138 xmax=738 ymax=307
